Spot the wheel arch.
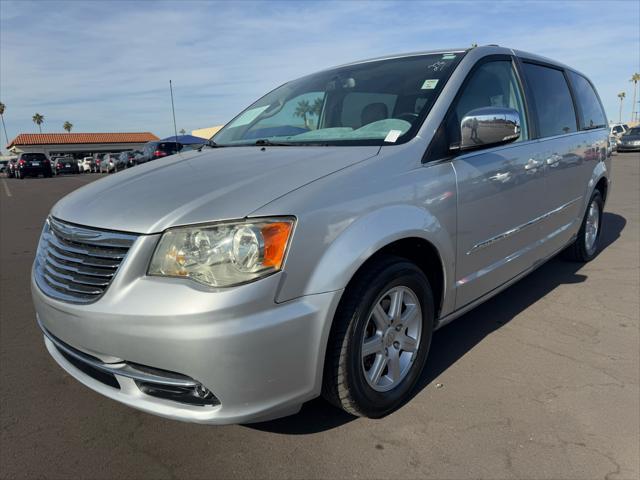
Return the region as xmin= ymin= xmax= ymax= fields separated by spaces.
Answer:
xmin=343 ymin=237 xmax=446 ymax=319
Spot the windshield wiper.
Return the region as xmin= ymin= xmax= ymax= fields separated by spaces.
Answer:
xmin=254 ymin=139 xmax=294 ymax=147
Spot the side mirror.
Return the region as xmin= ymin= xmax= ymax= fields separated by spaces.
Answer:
xmin=458 ymin=107 xmax=521 ymax=151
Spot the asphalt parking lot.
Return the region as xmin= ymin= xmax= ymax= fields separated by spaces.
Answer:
xmin=1 ymin=153 xmax=638 ymax=480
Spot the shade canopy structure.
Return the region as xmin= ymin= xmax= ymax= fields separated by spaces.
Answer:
xmin=161 ymin=135 xmax=206 ymax=145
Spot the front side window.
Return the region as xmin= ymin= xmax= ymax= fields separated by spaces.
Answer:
xmin=453 ymin=60 xmax=528 ymax=142
xmin=213 ymin=53 xmax=464 ymax=147
xmin=426 ymin=59 xmax=528 ymax=161
xmin=568 ymin=71 xmax=607 ymax=129
xmin=522 ymin=63 xmax=577 ymax=137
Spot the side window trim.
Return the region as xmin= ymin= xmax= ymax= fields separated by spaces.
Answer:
xmin=562 ymin=68 xmax=583 ymax=133
xmin=422 ymin=54 xmax=530 ymax=163
xmin=513 ymin=56 xmax=539 ymax=139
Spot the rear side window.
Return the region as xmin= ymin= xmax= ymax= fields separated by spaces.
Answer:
xmin=23 ymin=153 xmax=47 ymax=160
xmin=522 ymin=63 xmax=577 ymax=137
xmin=568 ymin=72 xmax=607 ymax=129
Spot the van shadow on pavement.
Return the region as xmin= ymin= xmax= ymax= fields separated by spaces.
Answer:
xmin=247 ymin=212 xmax=626 ymax=434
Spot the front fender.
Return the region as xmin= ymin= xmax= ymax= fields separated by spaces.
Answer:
xmin=290 ymin=204 xmax=456 ymax=315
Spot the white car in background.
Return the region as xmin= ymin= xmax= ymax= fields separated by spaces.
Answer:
xmin=609 ymin=123 xmax=629 ymax=152
xmin=78 ymin=157 xmax=92 ymax=173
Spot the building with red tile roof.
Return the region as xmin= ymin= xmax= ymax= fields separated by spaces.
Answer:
xmin=6 ymin=132 xmax=159 ymax=157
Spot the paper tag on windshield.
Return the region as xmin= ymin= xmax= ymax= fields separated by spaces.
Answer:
xmin=442 ymin=54 xmax=456 ymax=60
xmin=384 ymin=130 xmax=402 ymax=143
xmin=421 ymin=79 xmax=439 ymax=90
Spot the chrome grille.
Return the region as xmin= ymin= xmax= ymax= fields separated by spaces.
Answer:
xmin=34 ymin=217 xmax=138 ymax=303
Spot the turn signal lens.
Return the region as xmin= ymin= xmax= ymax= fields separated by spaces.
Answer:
xmin=261 ymin=222 xmax=293 ymax=269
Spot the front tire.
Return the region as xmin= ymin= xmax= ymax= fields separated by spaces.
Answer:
xmin=563 ymin=190 xmax=604 ymax=262
xmin=323 ymin=256 xmax=434 ymax=418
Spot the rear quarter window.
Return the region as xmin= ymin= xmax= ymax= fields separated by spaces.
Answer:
xmin=522 ymin=62 xmax=577 ymax=138
xmin=568 ymin=71 xmax=607 ymax=129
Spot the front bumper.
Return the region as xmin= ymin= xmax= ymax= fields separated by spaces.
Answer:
xmin=32 ymin=243 xmax=342 ymax=423
xmin=20 ymin=166 xmax=49 ymax=176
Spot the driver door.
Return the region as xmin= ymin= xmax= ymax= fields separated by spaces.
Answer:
xmin=450 ymin=58 xmax=549 ymax=308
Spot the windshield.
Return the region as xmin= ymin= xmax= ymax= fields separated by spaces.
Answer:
xmin=213 ymin=52 xmax=463 ymax=147
xmin=625 ymin=127 xmax=640 ymax=135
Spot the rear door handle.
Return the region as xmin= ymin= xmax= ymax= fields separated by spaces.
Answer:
xmin=525 ymin=158 xmax=542 ymax=170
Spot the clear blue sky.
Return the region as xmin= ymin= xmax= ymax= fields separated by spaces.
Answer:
xmin=1 ymin=0 xmax=639 ymax=146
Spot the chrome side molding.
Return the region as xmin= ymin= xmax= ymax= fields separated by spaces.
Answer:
xmin=467 ymin=196 xmax=582 ymax=255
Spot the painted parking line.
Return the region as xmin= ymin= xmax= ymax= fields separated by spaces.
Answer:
xmin=1 ymin=178 xmax=12 ymax=197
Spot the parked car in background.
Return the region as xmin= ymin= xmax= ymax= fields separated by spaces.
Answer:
xmin=118 ymin=151 xmax=138 ymax=169
xmin=610 ymin=123 xmax=629 ymax=138
xmin=32 ymin=46 xmax=611 ymax=424
xmin=0 ymin=160 xmax=8 ymax=175
xmin=15 ymin=153 xmax=52 ymax=179
xmin=7 ymin=157 xmax=19 ymax=178
xmin=53 ymin=157 xmax=80 ymax=175
xmin=609 ymin=123 xmax=630 ymax=152
xmin=90 ymin=154 xmax=105 ymax=173
xmin=617 ymin=127 xmax=640 ymax=152
xmin=133 ymin=151 xmax=145 ymax=165
xmin=139 ymin=141 xmax=182 ymax=164
xmin=78 ymin=157 xmax=92 ymax=173
xmin=99 ymin=153 xmax=122 ymax=173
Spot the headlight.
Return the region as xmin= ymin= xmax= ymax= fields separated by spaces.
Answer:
xmin=148 ymin=218 xmax=295 ymax=287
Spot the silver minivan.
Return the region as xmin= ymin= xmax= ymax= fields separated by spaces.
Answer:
xmin=32 ymin=46 xmax=611 ymax=424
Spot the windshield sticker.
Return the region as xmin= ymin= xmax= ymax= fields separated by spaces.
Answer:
xmin=442 ymin=54 xmax=457 ymax=60
xmin=427 ymin=60 xmax=447 ymax=72
xmin=230 ymin=105 xmax=270 ymax=127
xmin=384 ymin=130 xmax=402 ymax=143
xmin=421 ymin=79 xmax=439 ymax=90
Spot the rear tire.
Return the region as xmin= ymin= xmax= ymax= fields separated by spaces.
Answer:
xmin=563 ymin=190 xmax=604 ymax=262
xmin=322 ymin=256 xmax=434 ymax=418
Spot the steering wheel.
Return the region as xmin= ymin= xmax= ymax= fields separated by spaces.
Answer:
xmin=395 ymin=113 xmax=419 ymax=122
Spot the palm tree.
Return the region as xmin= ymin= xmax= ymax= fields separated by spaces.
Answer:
xmin=32 ymin=113 xmax=45 ymax=133
xmin=179 ymin=128 xmax=186 ymax=135
xmin=0 ymin=102 xmax=9 ymax=148
xmin=617 ymin=92 xmax=626 ymax=123
xmin=630 ymin=73 xmax=640 ymax=123
xmin=311 ymin=97 xmax=323 ymax=117
xmin=63 ymin=121 xmax=73 ymax=133
xmin=294 ymin=99 xmax=312 ymax=128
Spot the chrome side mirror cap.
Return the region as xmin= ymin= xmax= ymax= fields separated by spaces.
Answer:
xmin=459 ymin=107 xmax=521 ymax=151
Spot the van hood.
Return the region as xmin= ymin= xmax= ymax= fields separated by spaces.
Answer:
xmin=51 ymin=146 xmax=379 ymax=234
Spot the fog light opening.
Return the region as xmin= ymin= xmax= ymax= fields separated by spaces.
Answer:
xmin=195 ymin=384 xmax=213 ymax=399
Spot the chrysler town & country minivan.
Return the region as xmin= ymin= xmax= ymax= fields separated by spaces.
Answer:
xmin=32 ymin=46 xmax=611 ymax=423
